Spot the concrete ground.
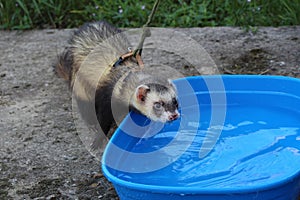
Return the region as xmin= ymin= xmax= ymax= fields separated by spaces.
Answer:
xmin=0 ymin=26 xmax=299 ymax=199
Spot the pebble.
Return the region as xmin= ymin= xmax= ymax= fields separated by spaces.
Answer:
xmin=62 ymin=155 xmax=78 ymax=160
xmin=46 ymin=194 xmax=56 ymax=200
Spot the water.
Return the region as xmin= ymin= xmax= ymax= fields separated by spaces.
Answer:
xmin=114 ymin=105 xmax=300 ymax=189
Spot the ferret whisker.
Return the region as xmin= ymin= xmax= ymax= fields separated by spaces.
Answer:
xmin=143 ymin=118 xmax=151 ymax=127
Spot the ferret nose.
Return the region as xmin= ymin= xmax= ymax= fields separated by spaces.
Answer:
xmin=168 ymin=113 xmax=179 ymax=121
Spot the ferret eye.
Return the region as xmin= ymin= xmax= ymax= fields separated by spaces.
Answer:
xmin=172 ymin=98 xmax=178 ymax=107
xmin=154 ymin=102 xmax=163 ymax=110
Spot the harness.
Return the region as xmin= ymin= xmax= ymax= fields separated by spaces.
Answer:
xmin=112 ymin=48 xmax=144 ymax=68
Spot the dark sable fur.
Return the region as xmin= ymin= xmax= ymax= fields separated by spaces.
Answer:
xmin=54 ymin=20 xmax=130 ymax=84
xmin=54 ymin=50 xmax=73 ymax=81
xmin=95 ymin=78 xmax=118 ymax=136
xmin=54 ymin=21 xmax=179 ymax=140
xmin=54 ymin=21 xmax=139 ymax=136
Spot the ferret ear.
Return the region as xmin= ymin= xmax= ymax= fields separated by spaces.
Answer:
xmin=135 ymin=85 xmax=150 ymax=102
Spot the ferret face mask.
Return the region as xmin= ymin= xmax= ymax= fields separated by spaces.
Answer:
xmin=133 ymin=81 xmax=180 ymax=123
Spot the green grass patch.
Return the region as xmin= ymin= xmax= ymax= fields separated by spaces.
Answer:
xmin=0 ymin=0 xmax=299 ymax=30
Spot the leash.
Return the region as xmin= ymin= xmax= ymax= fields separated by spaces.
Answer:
xmin=112 ymin=0 xmax=160 ymax=68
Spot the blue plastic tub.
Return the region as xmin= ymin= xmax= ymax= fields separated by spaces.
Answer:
xmin=102 ymin=75 xmax=300 ymax=200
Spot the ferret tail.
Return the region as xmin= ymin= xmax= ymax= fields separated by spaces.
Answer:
xmin=53 ymin=48 xmax=73 ymax=82
xmin=54 ymin=20 xmax=130 ymax=84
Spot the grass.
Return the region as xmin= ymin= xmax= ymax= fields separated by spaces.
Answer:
xmin=0 ymin=0 xmax=299 ymax=30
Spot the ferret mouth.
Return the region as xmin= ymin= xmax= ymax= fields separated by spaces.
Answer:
xmin=149 ymin=112 xmax=180 ymax=123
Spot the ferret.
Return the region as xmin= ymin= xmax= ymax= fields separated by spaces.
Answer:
xmin=54 ymin=21 xmax=179 ymax=138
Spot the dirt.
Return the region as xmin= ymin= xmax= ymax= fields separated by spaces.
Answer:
xmin=0 ymin=26 xmax=299 ymax=199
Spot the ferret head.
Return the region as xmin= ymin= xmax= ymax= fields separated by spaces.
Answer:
xmin=131 ymin=80 xmax=180 ymax=123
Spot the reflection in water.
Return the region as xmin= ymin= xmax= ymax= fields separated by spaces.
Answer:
xmin=116 ymin=105 xmax=300 ymax=189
